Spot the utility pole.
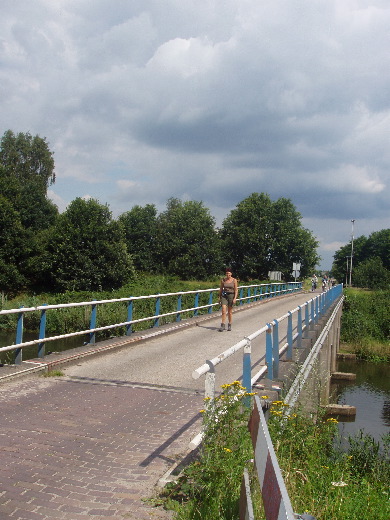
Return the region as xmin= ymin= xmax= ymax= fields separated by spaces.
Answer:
xmin=349 ymin=219 xmax=355 ymax=287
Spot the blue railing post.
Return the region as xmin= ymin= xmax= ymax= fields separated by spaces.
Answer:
xmin=287 ymin=311 xmax=293 ymax=360
xmin=247 ymin=287 xmax=251 ymax=304
xmin=315 ymin=296 xmax=320 ymax=323
xmin=14 ymin=307 xmax=24 ymax=365
xmin=272 ymin=319 xmax=279 ymax=379
xmin=38 ymin=305 xmax=48 ymax=358
xmin=194 ymin=292 xmax=199 ymax=316
xmin=154 ymin=296 xmax=161 ymax=327
xmin=239 ymin=288 xmax=244 ymax=306
xmin=297 ymin=305 xmax=303 ymax=348
xmin=176 ymin=294 xmax=182 ymax=322
xmin=126 ymin=298 xmax=133 ymax=336
xmin=208 ymin=291 xmax=213 ymax=314
xmin=243 ymin=339 xmax=252 ymax=407
xmin=305 ymin=303 xmax=310 ymax=331
xmin=89 ymin=301 xmax=97 ymax=344
xmin=259 ymin=286 xmax=263 ymax=300
xmin=266 ymin=324 xmax=273 ymax=380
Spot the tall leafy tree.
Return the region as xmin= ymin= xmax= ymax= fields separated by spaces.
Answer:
xmin=332 ymin=229 xmax=390 ymax=285
xmin=118 ymin=204 xmax=158 ymax=272
xmin=268 ymin=198 xmax=319 ymax=278
xmin=220 ymin=193 xmax=273 ymax=279
xmin=0 ymin=130 xmax=55 ymax=187
xmin=0 ymin=130 xmax=57 ymax=231
xmin=0 ymin=194 xmax=28 ymax=294
xmin=352 ymin=257 xmax=390 ymax=290
xmin=0 ymin=131 xmax=59 ymax=293
xmin=361 ymin=229 xmax=390 ymax=270
xmin=221 ymin=193 xmax=319 ymax=280
xmin=155 ymin=198 xmax=222 ymax=279
xmin=43 ymin=198 xmax=134 ymax=292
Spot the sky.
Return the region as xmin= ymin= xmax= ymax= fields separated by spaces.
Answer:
xmin=1 ymin=0 xmax=389 ymax=270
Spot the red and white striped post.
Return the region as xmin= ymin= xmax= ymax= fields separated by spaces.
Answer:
xmin=247 ymin=395 xmax=295 ymax=520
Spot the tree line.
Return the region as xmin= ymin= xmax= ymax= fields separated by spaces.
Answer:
xmin=332 ymin=229 xmax=390 ymax=289
xmin=0 ymin=130 xmax=320 ymax=295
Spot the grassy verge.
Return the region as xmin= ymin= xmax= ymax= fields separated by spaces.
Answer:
xmin=157 ymin=385 xmax=390 ymax=520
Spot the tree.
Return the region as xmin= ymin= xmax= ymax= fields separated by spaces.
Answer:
xmin=43 ymin=198 xmax=134 ymax=292
xmin=0 ymin=130 xmax=59 ymax=293
xmin=0 ymin=130 xmax=55 ymax=188
xmin=221 ymin=193 xmax=274 ymax=279
xmin=331 ymin=229 xmax=390 ymax=284
xmin=220 ymin=193 xmax=319 ymax=280
xmin=332 ymin=235 xmax=367 ymax=283
xmin=268 ymin=197 xmax=319 ymax=278
xmin=361 ymin=229 xmax=390 ymax=270
xmin=0 ymin=130 xmax=57 ymax=231
xmin=155 ymin=198 xmax=222 ymax=279
xmin=352 ymin=257 xmax=390 ymax=290
xmin=0 ymin=195 xmax=28 ymax=294
xmin=118 ymin=204 xmax=158 ymax=272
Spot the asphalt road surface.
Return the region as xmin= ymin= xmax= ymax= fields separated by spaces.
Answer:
xmin=63 ymin=290 xmax=315 ymax=393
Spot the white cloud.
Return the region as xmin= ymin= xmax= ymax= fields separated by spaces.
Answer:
xmin=320 ymin=165 xmax=385 ymax=194
xmin=1 ymin=0 xmax=389 ymax=271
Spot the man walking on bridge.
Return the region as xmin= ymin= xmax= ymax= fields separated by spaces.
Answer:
xmin=218 ymin=267 xmax=238 ymax=331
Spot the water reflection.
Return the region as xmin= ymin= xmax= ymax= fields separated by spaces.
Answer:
xmin=0 ymin=330 xmax=86 ymax=364
xmin=331 ymin=359 xmax=390 ymax=443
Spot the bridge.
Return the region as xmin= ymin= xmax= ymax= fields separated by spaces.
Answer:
xmin=0 ymin=283 xmax=343 ymax=519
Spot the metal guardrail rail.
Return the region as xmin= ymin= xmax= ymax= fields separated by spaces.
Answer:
xmin=0 ymin=282 xmax=302 ymax=364
xmin=192 ymin=284 xmax=343 ymax=400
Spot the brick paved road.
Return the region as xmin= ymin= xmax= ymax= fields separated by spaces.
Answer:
xmin=0 ymin=376 xmax=203 ymax=520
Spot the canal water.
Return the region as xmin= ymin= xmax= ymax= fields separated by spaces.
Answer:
xmin=0 ymin=331 xmax=86 ymax=365
xmin=331 ymin=358 xmax=389 ymax=444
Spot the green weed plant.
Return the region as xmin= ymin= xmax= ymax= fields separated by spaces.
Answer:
xmin=160 ymin=385 xmax=390 ymax=520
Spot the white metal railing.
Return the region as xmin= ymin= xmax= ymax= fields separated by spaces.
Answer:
xmin=0 ymin=282 xmax=302 ymax=364
xmin=192 ymin=284 xmax=343 ymax=400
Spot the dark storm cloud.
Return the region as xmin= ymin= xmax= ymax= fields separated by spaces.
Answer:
xmin=1 ymin=0 xmax=389 ymax=268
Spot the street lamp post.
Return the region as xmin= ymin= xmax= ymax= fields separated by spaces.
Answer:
xmin=349 ymin=219 xmax=355 ymax=287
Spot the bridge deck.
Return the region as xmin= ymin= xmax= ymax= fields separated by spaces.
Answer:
xmin=0 ymin=290 xmax=315 ymax=519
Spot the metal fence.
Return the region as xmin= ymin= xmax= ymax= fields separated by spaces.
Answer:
xmin=0 ymin=282 xmax=302 ymax=365
xmin=192 ymin=284 xmax=343 ymax=401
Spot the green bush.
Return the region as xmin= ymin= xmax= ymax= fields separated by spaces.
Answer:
xmin=341 ymin=289 xmax=390 ymax=350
